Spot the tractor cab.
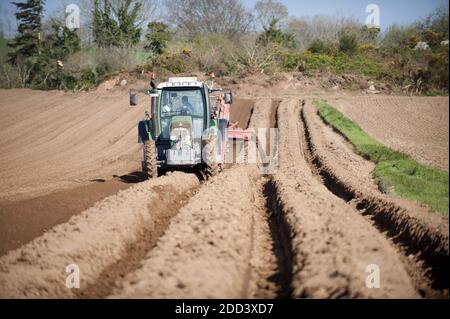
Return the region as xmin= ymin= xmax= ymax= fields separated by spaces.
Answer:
xmin=155 ymin=78 xmax=210 ymax=167
xmin=138 ymin=76 xmax=235 ymax=179
xmin=139 ymin=77 xmax=220 ymax=178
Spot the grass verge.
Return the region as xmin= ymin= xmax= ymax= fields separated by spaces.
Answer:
xmin=313 ymin=99 xmax=449 ymax=214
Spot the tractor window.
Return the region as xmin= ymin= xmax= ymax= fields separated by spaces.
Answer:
xmin=159 ymin=88 xmax=206 ymax=139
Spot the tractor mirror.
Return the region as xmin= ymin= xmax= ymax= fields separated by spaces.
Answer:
xmin=224 ymin=93 xmax=233 ymax=104
xmin=150 ymin=94 xmax=159 ymax=119
xmin=130 ymin=90 xmax=138 ymax=106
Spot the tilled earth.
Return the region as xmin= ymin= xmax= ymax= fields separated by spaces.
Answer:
xmin=326 ymin=95 xmax=449 ymax=171
xmin=0 ymin=89 xmax=448 ymax=298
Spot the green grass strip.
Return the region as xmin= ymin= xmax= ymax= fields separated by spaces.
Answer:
xmin=313 ymin=99 xmax=449 ymax=214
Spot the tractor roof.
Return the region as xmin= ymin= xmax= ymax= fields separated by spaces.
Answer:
xmin=157 ymin=77 xmax=206 ymax=89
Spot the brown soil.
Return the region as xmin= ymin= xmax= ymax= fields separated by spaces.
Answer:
xmin=0 ymin=87 xmax=447 ymax=299
xmin=325 ymin=96 xmax=449 ymax=171
xmin=229 ymin=99 xmax=254 ymax=129
xmin=224 ymin=99 xmax=255 ymax=166
xmin=0 ymin=172 xmax=199 ymax=298
xmin=271 ymin=99 xmax=417 ymax=298
xmin=0 ymin=89 xmax=145 ymax=202
xmin=301 ymin=100 xmax=448 ymax=297
xmin=0 ymin=87 xmax=151 ymax=264
xmin=111 ymin=166 xmax=269 ymax=298
xmin=0 ymin=177 xmax=138 ymax=256
xmin=76 ymin=183 xmax=200 ymax=298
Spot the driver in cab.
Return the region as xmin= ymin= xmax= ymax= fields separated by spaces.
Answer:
xmin=178 ymin=96 xmax=194 ymax=115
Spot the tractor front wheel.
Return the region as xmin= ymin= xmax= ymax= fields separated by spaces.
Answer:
xmin=144 ymin=140 xmax=157 ymax=179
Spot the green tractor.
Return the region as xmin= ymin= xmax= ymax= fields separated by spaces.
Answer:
xmin=138 ymin=77 xmax=233 ymax=179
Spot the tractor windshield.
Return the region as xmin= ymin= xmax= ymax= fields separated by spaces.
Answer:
xmin=158 ymin=88 xmax=207 ymax=140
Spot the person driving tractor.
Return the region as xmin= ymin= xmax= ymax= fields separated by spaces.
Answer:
xmin=179 ymin=96 xmax=194 ymax=114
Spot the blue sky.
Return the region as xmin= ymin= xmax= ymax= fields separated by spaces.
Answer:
xmin=243 ymin=0 xmax=448 ymax=29
xmin=1 ymin=0 xmax=448 ymax=36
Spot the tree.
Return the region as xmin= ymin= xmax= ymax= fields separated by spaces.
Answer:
xmin=8 ymin=0 xmax=45 ymax=64
xmin=78 ymin=0 xmax=158 ymax=45
xmin=93 ymin=0 xmax=143 ymax=47
xmin=145 ymin=22 xmax=171 ymax=55
xmin=164 ymin=0 xmax=253 ymax=38
xmin=416 ymin=5 xmax=449 ymax=39
xmin=44 ymin=21 xmax=81 ymax=60
xmin=115 ymin=0 xmax=142 ymax=46
xmin=258 ymin=19 xmax=295 ymax=48
xmin=254 ymin=0 xmax=288 ymax=30
xmin=36 ymin=21 xmax=81 ymax=88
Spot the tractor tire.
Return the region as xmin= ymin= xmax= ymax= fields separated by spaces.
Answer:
xmin=144 ymin=140 xmax=157 ymax=179
xmin=204 ymin=133 xmax=219 ymax=179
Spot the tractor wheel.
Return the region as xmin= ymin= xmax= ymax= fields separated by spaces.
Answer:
xmin=144 ymin=140 xmax=157 ymax=179
xmin=204 ymin=133 xmax=219 ymax=178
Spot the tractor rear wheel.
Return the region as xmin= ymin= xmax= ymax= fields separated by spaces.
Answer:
xmin=144 ymin=140 xmax=157 ymax=179
xmin=204 ymin=134 xmax=219 ymax=178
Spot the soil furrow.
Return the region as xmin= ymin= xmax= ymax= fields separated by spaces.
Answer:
xmin=108 ymin=98 xmax=287 ymax=299
xmin=110 ymin=166 xmax=266 ymax=298
xmin=300 ymin=99 xmax=449 ymax=297
xmin=76 ymin=183 xmax=200 ymax=298
xmin=1 ymin=86 xmax=446 ymax=300
xmin=0 ymin=172 xmax=200 ymax=298
xmin=261 ymin=178 xmax=294 ymax=298
xmin=245 ymin=98 xmax=292 ymax=299
xmin=273 ymin=98 xmax=418 ymax=298
xmin=0 ymin=177 xmax=140 ymax=256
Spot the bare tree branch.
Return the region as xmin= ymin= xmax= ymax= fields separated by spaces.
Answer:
xmin=254 ymin=0 xmax=288 ymax=30
xmin=164 ymin=0 xmax=253 ymax=38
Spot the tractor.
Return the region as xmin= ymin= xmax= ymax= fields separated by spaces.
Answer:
xmin=138 ymin=77 xmax=233 ymax=179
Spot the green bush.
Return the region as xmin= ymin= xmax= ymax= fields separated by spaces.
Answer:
xmin=381 ymin=25 xmax=420 ymax=49
xmin=338 ymin=33 xmax=358 ymax=53
xmin=376 ymin=45 xmax=449 ymax=94
xmin=304 ymin=53 xmax=334 ymax=70
xmin=427 ymin=49 xmax=449 ymax=90
xmin=61 ymin=74 xmax=77 ymax=91
xmin=81 ymin=69 xmax=97 ymax=84
xmin=280 ymin=51 xmax=302 ymax=70
xmin=302 ymin=52 xmax=387 ymax=78
xmin=308 ymin=39 xmax=333 ymax=54
xmin=190 ymin=34 xmax=234 ymax=75
xmin=154 ymin=51 xmax=191 ymax=74
xmin=95 ymin=62 xmax=112 ymax=81
xmin=423 ymin=28 xmax=445 ymax=48
xmin=332 ymin=53 xmax=386 ymax=77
